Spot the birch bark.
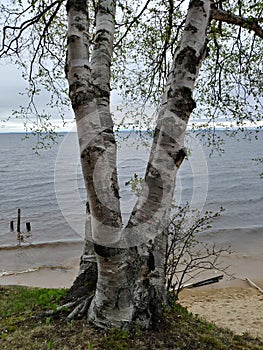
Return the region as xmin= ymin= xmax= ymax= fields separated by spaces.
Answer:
xmin=125 ymin=0 xmax=211 ymax=326
xmin=66 ymin=0 xmax=134 ymax=328
xmin=66 ymin=0 xmax=211 ymax=329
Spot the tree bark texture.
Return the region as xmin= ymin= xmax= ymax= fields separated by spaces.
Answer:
xmin=123 ymin=0 xmax=211 ymax=327
xmin=66 ymin=0 xmax=211 ymax=329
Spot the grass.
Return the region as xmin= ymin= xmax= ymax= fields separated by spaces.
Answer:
xmin=0 ymin=285 xmax=263 ymax=350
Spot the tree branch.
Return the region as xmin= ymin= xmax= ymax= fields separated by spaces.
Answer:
xmin=114 ymin=0 xmax=152 ymax=48
xmin=211 ymin=8 xmax=263 ymax=39
xmin=0 ymin=1 xmax=62 ymax=57
xmin=29 ymin=1 xmax=64 ymax=80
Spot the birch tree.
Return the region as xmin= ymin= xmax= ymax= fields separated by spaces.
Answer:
xmin=0 ymin=0 xmax=262 ymax=329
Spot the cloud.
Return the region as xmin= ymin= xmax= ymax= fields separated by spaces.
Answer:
xmin=0 ymin=62 xmax=75 ymax=131
xmin=0 ymin=64 xmax=27 ymax=116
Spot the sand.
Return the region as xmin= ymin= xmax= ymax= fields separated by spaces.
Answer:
xmin=179 ymin=279 xmax=263 ymax=340
xmin=0 ymin=266 xmax=79 ymax=289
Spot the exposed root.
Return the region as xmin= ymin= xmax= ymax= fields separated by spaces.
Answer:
xmin=43 ymin=261 xmax=98 ymax=322
xmin=44 ymin=300 xmax=80 ymax=316
xmin=65 ymin=294 xmax=94 ymax=321
xmin=57 ymin=301 xmax=79 ymax=311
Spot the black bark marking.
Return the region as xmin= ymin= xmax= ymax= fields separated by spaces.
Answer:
xmin=167 ymin=86 xmax=196 ymax=121
xmin=75 ymin=22 xmax=86 ymax=32
xmin=94 ymin=29 xmax=110 ymax=44
xmin=86 ymin=201 xmax=90 ymax=214
xmin=111 ymin=180 xmax=121 ymax=199
xmin=65 ymin=50 xmax=69 ymax=77
xmin=189 ymin=0 xmax=207 ymax=16
xmin=69 ymin=80 xmax=96 ymax=109
xmin=147 ymin=251 xmax=155 ymax=272
xmin=81 ymin=145 xmax=105 ymax=158
xmin=67 ymin=35 xmax=80 ymax=43
xmin=101 ymin=128 xmax=116 ymax=144
xmin=173 ymin=148 xmax=187 ymax=168
xmin=66 ymin=0 xmax=87 ymax=13
xmin=189 ymin=0 xmax=205 ymax=9
xmin=64 ymin=262 xmax=97 ymax=302
xmin=185 ymin=23 xmax=198 ymax=33
xmin=175 ymin=46 xmax=199 ymax=75
xmin=94 ymin=244 xmax=125 ymax=258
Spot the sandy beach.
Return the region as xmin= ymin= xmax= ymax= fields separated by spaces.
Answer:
xmin=0 ymin=265 xmax=79 ymax=289
xmin=179 ymin=280 xmax=263 ymax=341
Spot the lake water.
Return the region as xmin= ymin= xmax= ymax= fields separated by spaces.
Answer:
xmin=0 ymin=130 xmax=262 ymax=277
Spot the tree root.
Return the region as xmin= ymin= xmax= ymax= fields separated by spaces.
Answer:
xmin=65 ymin=294 xmax=94 ymax=321
xmin=44 ymin=300 xmax=80 ymax=316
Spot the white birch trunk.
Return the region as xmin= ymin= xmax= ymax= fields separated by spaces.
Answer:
xmin=66 ymin=0 xmax=211 ymax=329
xmin=124 ymin=0 xmax=211 ymax=327
xmin=66 ymin=0 xmax=134 ymax=328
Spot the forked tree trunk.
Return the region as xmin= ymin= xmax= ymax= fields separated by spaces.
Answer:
xmin=66 ymin=0 xmax=211 ymax=329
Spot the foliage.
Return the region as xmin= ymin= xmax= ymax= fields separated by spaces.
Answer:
xmin=165 ymin=205 xmax=232 ymax=298
xmin=113 ymin=1 xmax=186 ymax=105
xmin=125 ymin=172 xmax=144 ymax=196
xmin=114 ymin=1 xmax=263 ymax=139
xmin=193 ymin=1 xmax=263 ymax=142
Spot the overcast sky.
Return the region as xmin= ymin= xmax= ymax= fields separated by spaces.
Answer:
xmin=0 ymin=64 xmax=26 ymax=118
xmin=0 ymin=60 xmax=128 ymax=133
xmin=0 ymin=61 xmax=75 ymax=132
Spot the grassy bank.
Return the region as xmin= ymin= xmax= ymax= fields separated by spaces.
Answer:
xmin=0 ymin=286 xmax=262 ymax=350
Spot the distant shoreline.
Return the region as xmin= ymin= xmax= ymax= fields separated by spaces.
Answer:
xmin=0 ymin=127 xmax=262 ymax=134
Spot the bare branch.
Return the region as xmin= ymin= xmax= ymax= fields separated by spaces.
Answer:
xmin=114 ymin=0 xmax=152 ymax=48
xmin=211 ymin=8 xmax=263 ymax=39
xmin=0 ymin=1 xmax=62 ymax=57
xmin=165 ymin=206 xmax=232 ymax=299
xmin=28 ymin=1 xmax=63 ymax=80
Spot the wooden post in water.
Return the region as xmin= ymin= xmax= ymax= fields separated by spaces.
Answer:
xmin=26 ymin=222 xmax=31 ymax=232
xmin=10 ymin=220 xmax=14 ymax=231
xmin=17 ymin=208 xmax=21 ymax=232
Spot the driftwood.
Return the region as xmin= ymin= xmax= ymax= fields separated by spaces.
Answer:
xmin=183 ymin=275 xmax=224 ymax=289
xmin=246 ymin=278 xmax=263 ymax=294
